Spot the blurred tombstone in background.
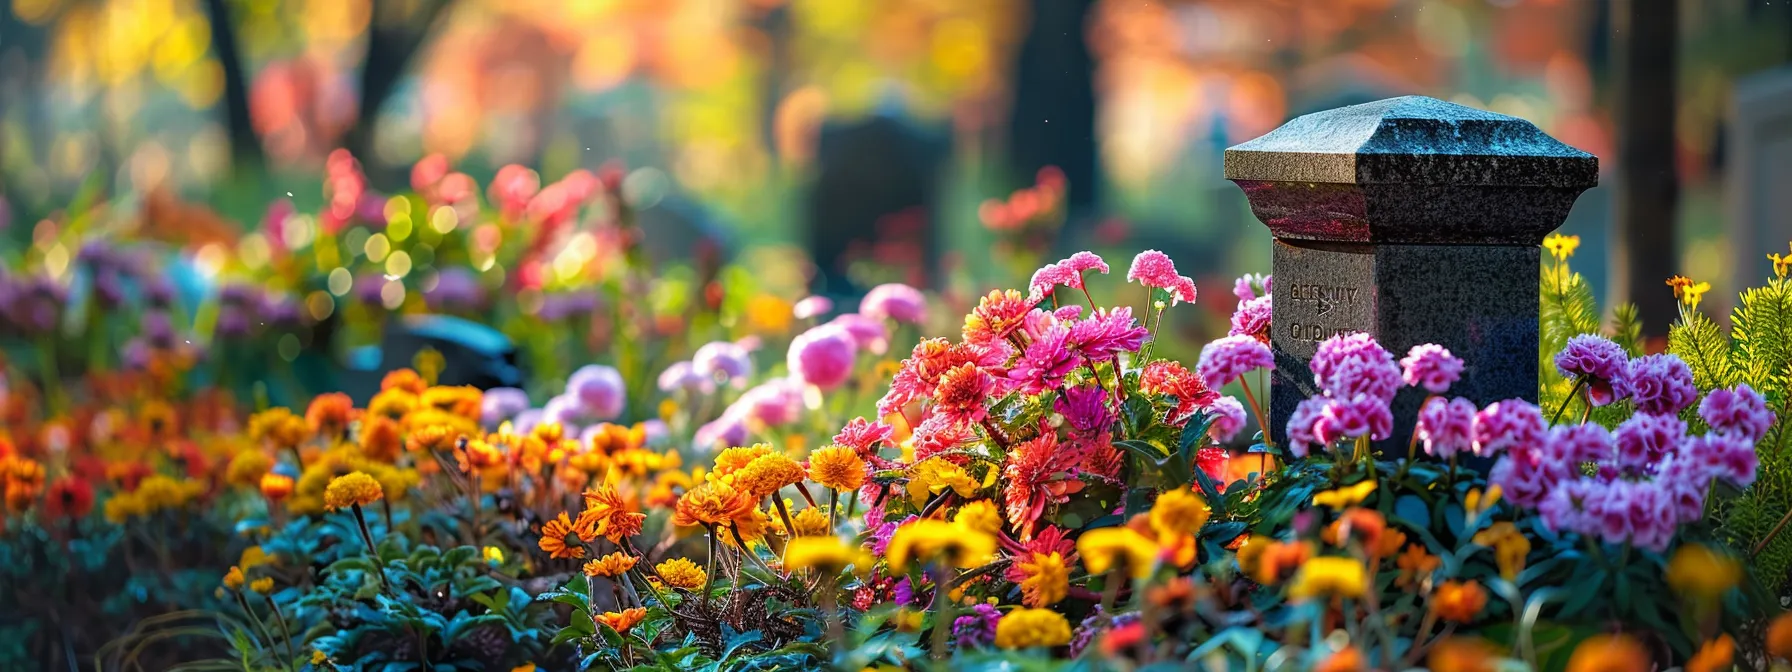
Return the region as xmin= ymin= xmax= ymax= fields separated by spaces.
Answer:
xmin=635 ymin=195 xmax=733 ymax=274
xmin=338 ymin=314 xmax=521 ymax=402
xmin=1728 ymin=67 xmax=1792 ymax=291
xmin=806 ymin=110 xmax=948 ymax=296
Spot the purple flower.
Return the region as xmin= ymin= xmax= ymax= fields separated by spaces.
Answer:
xmin=1009 ymin=325 xmax=1078 ymax=395
xmin=1400 ymin=344 xmax=1463 ymax=395
xmin=1617 ymin=353 xmax=1698 ymax=416
xmin=1285 ymin=397 xmax=1328 ymax=458
xmin=1228 ymin=295 xmax=1272 ymax=342
xmin=1232 ymin=273 xmax=1270 ymax=302
xmin=538 ymin=292 xmax=600 ymax=321
xmin=1205 ymin=396 xmax=1248 ymax=443
xmin=1625 ymin=481 xmax=1675 ymax=552
xmin=830 ymin=313 xmax=891 ymax=355
xmin=953 ymin=603 xmax=1001 ymax=648
xmin=734 ymin=379 xmax=804 ymax=427
xmin=426 ymin=267 xmax=487 ymax=311
xmin=1490 ymin=454 xmax=1553 ymax=508
xmin=1472 ymin=399 xmax=1546 ymax=458
xmin=567 ymin=364 xmax=626 ymax=420
xmin=1068 ymin=307 xmax=1149 ymax=362
xmin=1700 ymin=383 xmax=1775 ymax=442
xmin=1416 ymin=397 xmax=1476 ymax=459
xmin=860 ymin=283 xmax=926 ymax=324
xmin=1318 ymin=394 xmax=1394 ymax=442
xmin=1196 ymin=335 xmax=1274 ymax=391
xmin=542 ymin=395 xmax=585 ymax=426
xmin=1539 ymin=477 xmax=1595 ymax=535
xmin=658 ymin=361 xmax=712 ymax=394
xmin=512 ymin=408 xmax=545 ymax=435
xmin=694 ymin=412 xmax=749 ymax=449
xmin=1055 ymin=383 xmax=1116 ymax=437
xmin=693 ymin=341 xmax=754 ymax=388
xmin=1554 ymin=335 xmax=1629 ymax=406
xmin=1586 ymin=480 xmax=1634 ymax=545
xmin=480 ymin=387 xmax=531 ymax=427
xmin=1612 ymin=412 xmax=1685 ymax=473
xmin=1543 ymin=422 xmax=1613 ymax=470
xmin=793 ymin=295 xmax=833 ymax=320
xmin=788 ymin=323 xmax=859 ymax=391
xmin=1686 ymin=432 xmax=1758 ymax=489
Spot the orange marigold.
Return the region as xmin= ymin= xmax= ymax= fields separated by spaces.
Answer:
xmin=1316 ymin=646 xmax=1365 ymax=672
xmin=1770 ymin=612 xmax=1792 ymax=661
xmin=1687 ymin=635 xmax=1734 ymax=672
xmin=420 ymin=386 xmax=483 ymax=419
xmin=1431 ymin=580 xmax=1487 ymax=623
xmin=367 ymin=388 xmax=418 ymax=420
xmin=594 ymin=607 xmax=646 ymax=634
xmin=655 ymin=557 xmax=707 ymax=590
xmin=730 ymin=454 xmax=805 ymax=499
xmin=576 ymin=486 xmax=646 ymax=543
xmin=260 ymin=473 xmax=295 ymax=502
xmin=712 ymin=444 xmax=774 ymax=477
xmin=538 ymin=512 xmax=586 ymax=559
xmin=807 ymin=446 xmax=866 ymax=492
xmin=306 ymin=393 xmax=355 ymax=438
xmin=673 ymin=482 xmax=755 ymax=527
xmin=322 ymin=472 xmax=384 ymax=510
xmin=406 ymin=424 xmax=462 ymax=455
xmin=1565 ymin=634 xmax=1650 ymax=672
xmin=581 ymin=552 xmax=639 ymax=578
xmin=358 ymin=416 xmax=404 ymax=462
xmin=380 ymin=368 xmax=429 ymax=395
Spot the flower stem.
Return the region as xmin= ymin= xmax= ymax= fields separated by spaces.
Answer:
xmin=827 ymin=489 xmax=840 ymax=530
xmin=351 ymin=504 xmax=392 ymax=594
xmin=929 ymin=564 xmax=953 ymax=661
xmin=702 ymin=524 xmax=719 ymax=608
xmin=1238 ymin=376 xmax=1272 ymax=448
xmin=1549 ymin=378 xmax=1587 ymax=425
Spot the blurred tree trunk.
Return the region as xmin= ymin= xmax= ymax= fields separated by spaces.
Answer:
xmin=203 ymin=0 xmax=265 ymax=171
xmin=341 ymin=0 xmax=456 ymax=182
xmin=1609 ymin=0 xmax=1679 ymax=338
xmin=1006 ymin=0 xmax=1097 ymax=214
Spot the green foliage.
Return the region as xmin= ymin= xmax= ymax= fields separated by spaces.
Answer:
xmin=1537 ymin=246 xmax=1635 ymax=428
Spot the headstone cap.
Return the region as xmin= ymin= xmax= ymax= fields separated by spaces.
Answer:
xmin=1224 ymin=95 xmax=1598 ymax=188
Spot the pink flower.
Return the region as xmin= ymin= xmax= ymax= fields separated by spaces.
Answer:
xmin=963 ymin=289 xmax=1039 ymax=345
xmin=860 ymin=283 xmax=927 ymax=324
xmin=1625 ymin=481 xmax=1675 ymax=551
xmin=1311 ymin=333 xmax=1401 ymax=402
xmin=788 ymin=323 xmax=859 ymax=390
xmin=833 ymin=417 xmax=894 ymax=456
xmin=1026 ymin=251 xmax=1109 ymax=302
xmin=1554 ymin=334 xmax=1629 ymax=405
xmin=1126 ymin=250 xmax=1199 ymax=305
xmin=1586 ymin=480 xmax=1634 ymax=545
xmin=1400 ymin=344 xmax=1464 ymax=394
xmin=1319 ymin=394 xmax=1394 ymax=441
xmin=1699 ymin=383 xmax=1775 ymax=442
xmin=490 ymin=164 xmax=540 ymax=219
xmin=932 ymin=363 xmax=994 ymax=426
xmin=1490 ymin=454 xmax=1553 ymax=508
xmin=1009 ymin=325 xmax=1079 ymax=395
xmin=1539 ymin=476 xmax=1596 ymax=535
xmin=1205 ymin=396 xmax=1248 ymax=443
xmin=828 ymin=313 xmax=891 ymax=355
xmin=1196 ymin=335 xmax=1275 ymax=391
xmin=1543 ymin=422 xmax=1613 ymax=469
xmin=1285 ymin=397 xmax=1328 ymax=458
xmin=1617 ymin=353 xmax=1698 ymax=416
xmin=1688 ymin=432 xmax=1759 ymax=489
xmin=1416 ymin=397 xmax=1475 ymax=459
xmin=912 ymin=413 xmax=975 ymax=463
xmin=1056 ymin=384 xmax=1116 ymax=437
xmin=1068 ymin=307 xmax=1149 ymax=362
xmin=735 ymin=379 xmax=804 ymax=427
xmin=1229 ymin=295 xmax=1272 ymax=343
xmin=694 ymin=412 xmax=749 ymax=449
xmin=1471 ymin=399 xmax=1546 ymax=458
xmin=1139 ymin=361 xmax=1219 ymax=426
xmin=657 ymin=361 xmax=712 ymax=394
xmin=1613 ymin=412 xmax=1685 ymax=474
xmin=1168 ymin=276 xmax=1198 ymax=305
xmin=1232 ymin=273 xmax=1270 ymax=302
xmin=693 ymin=341 xmax=754 ymax=387
xmin=793 ymin=295 xmax=834 ymax=320
xmin=568 ymin=364 xmax=626 ymax=420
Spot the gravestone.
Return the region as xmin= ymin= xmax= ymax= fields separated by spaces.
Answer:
xmin=1224 ymin=96 xmax=1598 ymax=454
xmin=1729 ymin=67 xmax=1792 ymax=293
xmin=806 ymin=113 xmax=947 ymax=294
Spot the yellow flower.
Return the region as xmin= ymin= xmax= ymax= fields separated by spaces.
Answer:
xmin=1464 ymin=486 xmax=1501 ymax=519
xmin=1683 ymin=280 xmax=1711 ymax=308
xmin=746 ymin=294 xmax=795 ymax=333
xmin=368 ymin=388 xmax=418 ymax=420
xmin=323 ymin=472 xmax=384 ymax=510
xmin=1288 ymin=557 xmax=1368 ymax=601
xmin=249 ymin=408 xmax=310 ymax=449
xmin=1148 ymin=488 xmax=1209 ymax=539
xmin=225 ymin=450 xmax=274 ymax=487
xmin=673 ymin=481 xmax=756 ymax=527
xmin=807 ymin=446 xmax=866 ymax=492
xmin=777 ymin=505 xmax=832 ymax=537
xmin=887 ymin=519 xmax=995 ymax=572
xmin=994 ymin=608 xmax=1072 ymax=649
xmin=1313 ymin=480 xmax=1376 ymax=510
xmin=1016 ymin=551 xmax=1069 ymax=607
xmin=250 ymin=577 xmax=275 ymax=594
xmin=259 ymin=473 xmax=294 ymax=502
xmin=952 ymin=500 xmax=1003 ymax=537
xmin=1667 ymin=275 xmax=1693 ymax=299
xmin=784 ymin=536 xmax=871 ymax=575
xmin=311 ymin=650 xmax=330 ymax=665
xmin=711 ymin=444 xmax=774 ymax=476
xmin=582 ymin=552 xmax=639 ymax=578
xmin=1078 ymin=527 xmax=1158 ymax=579
xmin=1543 ymin=233 xmax=1580 ymax=261
xmin=728 ymin=454 xmax=806 ymax=499
xmin=223 ymin=566 xmax=246 ymax=590
xmin=538 ymin=512 xmax=586 ymax=559
xmin=1666 ymin=544 xmax=1741 ymax=601
xmin=240 ymin=546 xmax=271 ymax=570
xmin=1687 ymin=635 xmax=1734 ymax=672
xmin=906 ymin=457 xmax=980 ymax=506
xmin=1470 ymin=522 xmax=1530 ymax=582
xmin=656 ymin=557 xmax=707 ymax=590
xmin=594 ymin=607 xmax=647 ymax=634
xmin=103 ymin=493 xmax=143 ymax=523
xmin=483 ymin=546 xmax=505 ymax=566
xmin=1772 ymin=252 xmax=1791 ymax=279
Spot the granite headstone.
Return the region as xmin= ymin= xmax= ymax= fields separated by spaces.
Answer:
xmin=1728 ymin=67 xmax=1792 ymax=293
xmin=1224 ymin=96 xmax=1599 ymax=454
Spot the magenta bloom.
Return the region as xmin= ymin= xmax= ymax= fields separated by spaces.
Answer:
xmin=1416 ymin=396 xmax=1475 ymax=459
xmin=568 ymin=364 xmax=626 ymax=420
xmin=1310 ymin=333 xmax=1401 ymax=402
xmin=1068 ymin=307 xmax=1149 ymax=362
xmin=1400 ymin=344 xmax=1464 ymax=394
xmin=954 ymin=603 xmax=1001 ymax=648
xmin=1489 ymin=454 xmax=1553 ymax=508
xmin=1009 ymin=325 xmax=1078 ymax=395
xmin=695 ymin=411 xmax=748 ymax=450
xmin=1229 ymin=295 xmax=1272 ymax=342
xmin=1319 ymin=394 xmax=1394 ymax=441
xmin=1543 ymin=422 xmax=1613 ymax=468
xmin=860 ymin=283 xmax=927 ymax=324
xmin=1055 ymin=383 xmax=1116 ymax=437
xmin=1205 ymin=396 xmax=1248 ymax=443
xmin=1613 ymin=412 xmax=1685 ymax=473
xmin=788 ymin=324 xmax=859 ymax=391
xmin=1471 ymin=399 xmax=1546 ymax=458
xmin=1126 ymin=249 xmax=1198 ymax=305
xmin=658 ymin=361 xmax=712 ymax=394
xmin=1196 ymin=335 xmax=1275 ymax=391
xmin=1624 ymin=481 xmax=1675 ymax=551
xmin=1617 ymin=353 xmax=1698 ymax=416
xmin=1687 ymin=432 xmax=1759 ymax=489
xmin=693 ymin=341 xmax=754 ymax=387
xmin=1538 ymin=476 xmax=1596 ymax=535
xmin=833 ymin=417 xmax=894 ymax=456
xmin=793 ymin=295 xmax=834 ymax=320
xmin=736 ymin=379 xmax=805 ymax=427
xmin=1232 ymin=273 xmax=1270 ymax=302
xmin=828 ymin=313 xmax=892 ymax=356
xmin=1699 ymin=383 xmax=1774 ymax=442
xmin=1027 ymin=251 xmax=1109 ymax=301
xmin=1554 ymin=335 xmax=1629 ymax=406
xmin=1285 ymin=397 xmax=1328 ymax=458
xmin=912 ymin=413 xmax=976 ymax=462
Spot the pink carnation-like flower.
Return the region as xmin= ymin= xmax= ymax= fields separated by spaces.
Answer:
xmin=1310 ymin=333 xmax=1401 ymax=402
xmin=1069 ymin=307 xmax=1150 ymax=362
xmin=788 ymin=323 xmax=859 ymax=391
xmin=1655 ymin=455 xmax=1711 ymax=522
xmin=1232 ymin=273 xmax=1270 ymax=302
xmin=1489 ymin=453 xmax=1553 ymax=508
xmin=568 ymin=364 xmax=626 ymax=420
xmin=1168 ymin=276 xmax=1198 ymax=305
xmin=1612 ymin=412 xmax=1685 ymax=474
xmin=1617 ymin=353 xmax=1698 ymax=416
xmin=1537 ymin=477 xmax=1596 ymax=535
xmin=735 ymin=379 xmax=804 ymax=427
xmin=1687 ymin=432 xmax=1759 ymax=489
xmin=1285 ymin=397 xmax=1328 ymax=458
xmin=1699 ymin=383 xmax=1775 ymax=442
xmin=1009 ymin=325 xmax=1078 ymax=395
xmin=693 ymin=341 xmax=754 ymax=387
xmin=1126 ymin=250 xmax=1199 ymax=305
xmin=1196 ymin=335 xmax=1275 ymax=391
xmin=1027 ymin=251 xmax=1109 ymax=302
xmin=1400 ymin=344 xmax=1464 ymax=395
xmin=833 ymin=417 xmax=894 ymax=456
xmin=1318 ymin=394 xmax=1394 ymax=441
xmin=1472 ymin=399 xmax=1546 ymax=458
xmin=828 ymin=313 xmax=891 ymax=355
xmin=1543 ymin=422 xmax=1613 ymax=470
xmin=860 ymin=283 xmax=927 ymax=324
xmin=1055 ymin=384 xmax=1116 ymax=437
xmin=1205 ymin=396 xmax=1248 ymax=443
xmin=1624 ymin=481 xmax=1675 ymax=552
xmin=1229 ymin=295 xmax=1272 ymax=343
xmin=793 ymin=295 xmax=834 ymax=320
xmin=1554 ymin=335 xmax=1629 ymax=406
xmin=1416 ymin=396 xmax=1475 ymax=459
xmin=912 ymin=413 xmax=975 ymax=463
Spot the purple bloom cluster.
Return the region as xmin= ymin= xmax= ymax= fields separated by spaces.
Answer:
xmin=1228 ymin=294 xmax=1272 ymax=342
xmin=1196 ymin=335 xmax=1274 ymax=391
xmin=1554 ymin=335 xmax=1628 ymax=406
xmin=952 ymin=603 xmax=1001 ymax=648
xmin=1618 ymin=354 xmax=1699 ymax=416
xmin=1285 ymin=333 xmax=1406 ymax=454
xmin=1399 ymin=344 xmax=1463 ymax=394
xmin=1415 ymin=397 xmax=1475 ymax=458
xmin=1232 ymin=273 xmax=1272 ymax=302
xmin=860 ymin=283 xmax=927 ymax=324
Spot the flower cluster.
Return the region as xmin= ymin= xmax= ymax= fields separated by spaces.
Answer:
xmin=1287 ymin=334 xmax=1438 ymax=454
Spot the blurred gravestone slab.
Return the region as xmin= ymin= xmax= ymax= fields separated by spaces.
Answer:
xmin=635 ymin=195 xmax=732 ymax=269
xmin=807 ymin=113 xmax=947 ymax=294
xmin=379 ymin=314 xmax=523 ymax=390
xmin=1225 ymin=96 xmax=1598 ymax=457
xmin=1729 ymin=67 xmax=1792 ymax=291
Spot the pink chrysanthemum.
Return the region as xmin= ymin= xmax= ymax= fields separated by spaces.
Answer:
xmin=1285 ymin=397 xmax=1329 ymax=458
xmin=1543 ymin=422 xmax=1613 ymax=469
xmin=1196 ymin=335 xmax=1275 ymax=391
xmin=1027 ymin=251 xmax=1110 ymax=302
xmin=1317 ymin=394 xmax=1394 ymax=442
xmin=1055 ymin=384 xmax=1116 ymax=437
xmin=693 ymin=340 xmax=754 ymax=387
xmin=1416 ymin=396 xmax=1475 ymax=459
xmin=833 ymin=417 xmax=894 ymax=456
xmin=1617 ymin=353 xmax=1698 ymax=416
xmin=1554 ymin=335 xmax=1629 ymax=406
xmin=1471 ymin=399 xmax=1546 ymax=458
xmin=788 ymin=323 xmax=859 ymax=391
xmin=1400 ymin=344 xmax=1464 ymax=395
xmin=1008 ymin=325 xmax=1078 ymax=395
xmin=1612 ymin=412 xmax=1685 ymax=474
xmin=1205 ymin=396 xmax=1248 ymax=443
xmin=912 ymin=413 xmax=976 ymax=463
xmin=1126 ymin=250 xmax=1179 ymax=288
xmin=1699 ymin=383 xmax=1775 ymax=442
xmin=1229 ymin=295 xmax=1272 ymax=343
xmin=963 ymin=289 xmax=1039 ymax=346
xmin=1139 ymin=360 xmax=1220 ymax=426
xmin=933 ymin=363 xmax=994 ymax=426
xmin=1232 ymin=273 xmax=1270 ymax=302
xmin=860 ymin=283 xmax=927 ymax=324
xmin=1069 ymin=307 xmax=1149 ymax=362
xmin=1311 ymin=333 xmax=1401 ymax=402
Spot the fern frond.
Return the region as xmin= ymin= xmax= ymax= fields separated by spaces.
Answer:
xmin=1609 ymin=302 xmax=1645 ymax=356
xmin=1668 ymin=308 xmax=1736 ymax=390
xmin=1539 ymin=264 xmax=1601 ymax=359
xmin=1731 ymin=278 xmax=1792 ymax=399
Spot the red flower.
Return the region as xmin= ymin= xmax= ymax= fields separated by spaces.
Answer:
xmin=1140 ymin=361 xmax=1219 ymax=425
xmin=44 ymin=477 xmax=94 ymax=521
xmin=963 ymin=289 xmax=1038 ymax=346
xmin=933 ymin=363 xmax=993 ymax=426
xmin=1002 ymin=432 xmax=1087 ymax=541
